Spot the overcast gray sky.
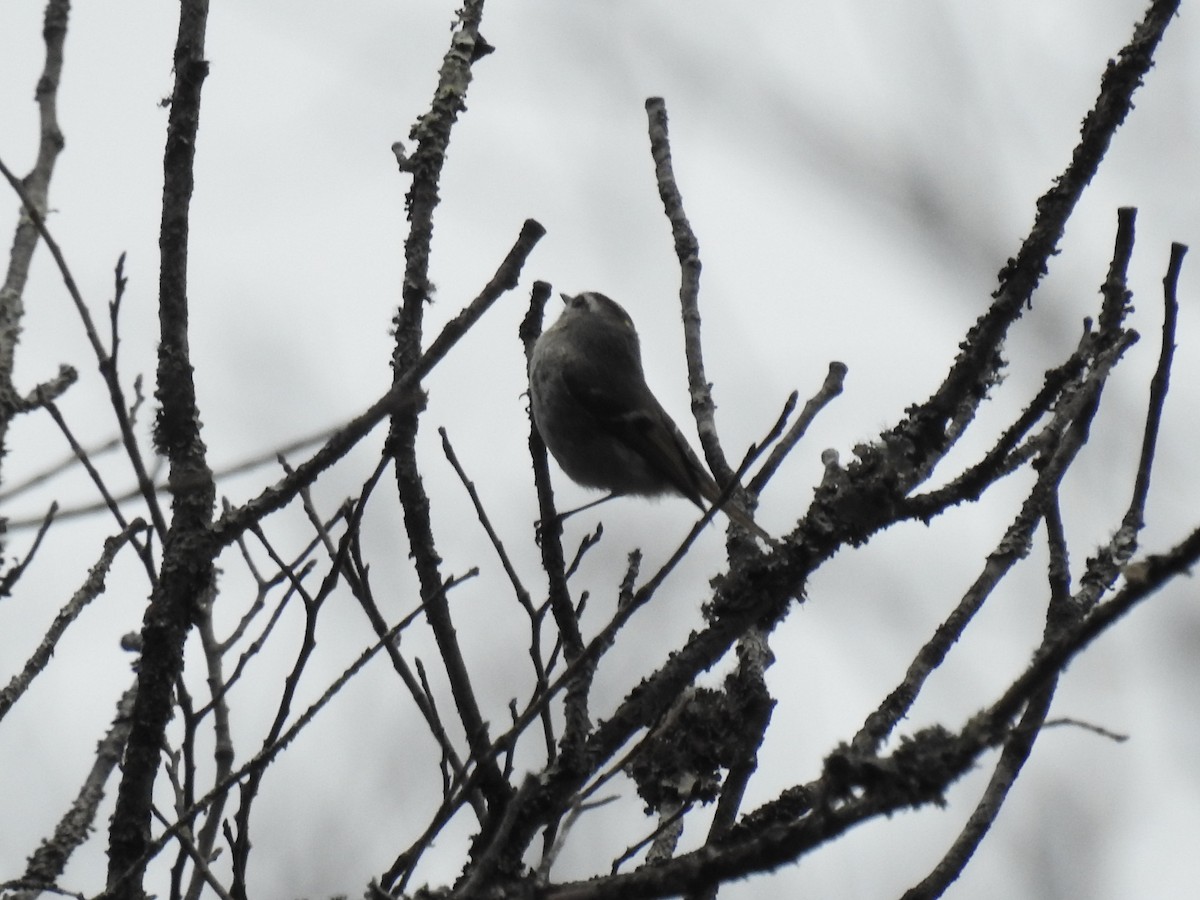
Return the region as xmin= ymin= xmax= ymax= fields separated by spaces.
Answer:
xmin=2 ymin=2 xmax=1198 ymax=898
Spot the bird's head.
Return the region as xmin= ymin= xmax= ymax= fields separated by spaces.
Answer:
xmin=559 ymin=292 xmax=637 ymax=334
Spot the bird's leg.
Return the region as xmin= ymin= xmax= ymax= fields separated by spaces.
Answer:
xmin=557 ymin=492 xmax=618 ymax=522
xmin=535 ymin=492 xmax=618 ymax=545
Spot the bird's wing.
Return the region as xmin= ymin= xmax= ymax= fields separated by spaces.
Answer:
xmin=562 ymin=369 xmax=774 ymax=542
xmin=561 ymin=369 xmax=713 ymax=509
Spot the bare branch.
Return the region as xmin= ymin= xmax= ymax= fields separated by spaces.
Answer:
xmin=212 ymin=218 xmax=545 ymax=547
xmin=7 ymin=684 xmax=138 ymax=900
xmin=0 ymin=0 xmax=71 ymax=493
xmin=120 ymin=576 xmax=480 ymax=892
xmin=0 ymin=521 xmax=145 ymax=721
xmin=0 ymin=501 xmax=57 ymax=597
xmin=901 ymin=495 xmax=1071 ymax=899
xmin=107 ymin=1 xmax=215 ymax=892
xmin=644 ymin=97 xmax=729 ymax=476
xmin=1127 ymin=240 xmax=1185 ymax=523
xmin=440 ymin=426 xmax=558 ymax=758
xmin=853 ymin=324 xmax=1136 ymax=755
xmin=750 ymin=363 xmax=846 ymax=494
xmin=0 ymin=160 xmax=169 ymax=539
xmin=877 ymin=0 xmax=1180 ymax=493
xmin=520 ymin=279 xmax=591 ymax=759
xmin=0 ymin=434 xmax=119 ymax=503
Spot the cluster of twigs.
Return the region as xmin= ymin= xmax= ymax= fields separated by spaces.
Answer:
xmin=0 ymin=1 xmax=1194 ymax=899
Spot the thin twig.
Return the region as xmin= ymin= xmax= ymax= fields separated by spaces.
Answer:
xmin=853 ymin=328 xmax=1136 ymax=755
xmin=151 ymin=804 xmax=234 ymax=900
xmin=38 ymin=394 xmax=134 ymax=532
xmin=0 ymin=436 xmax=120 ymax=502
xmin=227 ymin=519 xmax=354 ymax=892
xmin=182 ymin=605 xmax=234 ymax=900
xmin=439 ymin=427 xmax=535 ymax=630
xmin=902 ymin=495 xmax=1071 ymax=899
xmin=212 ymin=218 xmax=544 ymax=548
xmin=2 ymin=424 xmax=341 ymax=530
xmin=563 ymin=524 xmax=603 ymax=581
xmin=0 ymin=0 xmax=72 ymax=487
xmin=0 ymin=158 xmax=169 ymax=539
xmin=0 ymin=502 xmax=58 ymax=597
xmin=344 ymin=455 xmax=477 ymax=802
xmin=440 ymin=426 xmax=558 ymax=760
xmin=900 ymin=327 xmax=1092 ymax=522
xmin=750 ymin=364 xmax=846 ymax=493
xmin=1128 ymin=241 xmax=1185 ymax=520
xmin=112 ymin=575 xmax=479 ymax=894
xmin=1098 ymin=206 xmax=1137 ymax=335
xmin=0 ymin=520 xmax=145 ymax=721
xmin=15 ymin=364 xmax=77 ymax=412
xmin=691 ymin=629 xmax=775 ymax=900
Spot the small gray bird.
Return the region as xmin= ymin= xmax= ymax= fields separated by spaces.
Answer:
xmin=528 ymin=291 xmax=770 ymax=541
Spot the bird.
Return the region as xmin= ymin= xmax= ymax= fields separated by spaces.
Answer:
xmin=528 ymin=291 xmax=771 ymax=542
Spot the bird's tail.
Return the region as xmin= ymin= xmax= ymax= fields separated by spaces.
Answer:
xmin=697 ymin=478 xmax=774 ymax=544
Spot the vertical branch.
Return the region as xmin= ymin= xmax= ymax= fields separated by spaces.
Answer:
xmin=519 ymin=280 xmax=592 ymax=760
xmin=0 ymin=0 xmax=71 ymax=521
xmin=393 ymin=0 xmax=494 ymax=356
xmin=690 ymin=630 xmax=775 ymax=900
xmin=106 ymin=2 xmax=216 ymax=897
xmin=387 ymin=0 xmax=513 ymax=818
xmin=1126 ymin=241 xmax=1184 ymax=524
xmin=1097 ymin=207 xmax=1137 ymax=334
xmin=1073 ymin=237 xmax=1185 ymax=616
xmin=180 ymin=610 xmax=235 ymax=900
xmin=644 ymin=96 xmax=735 ymax=487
